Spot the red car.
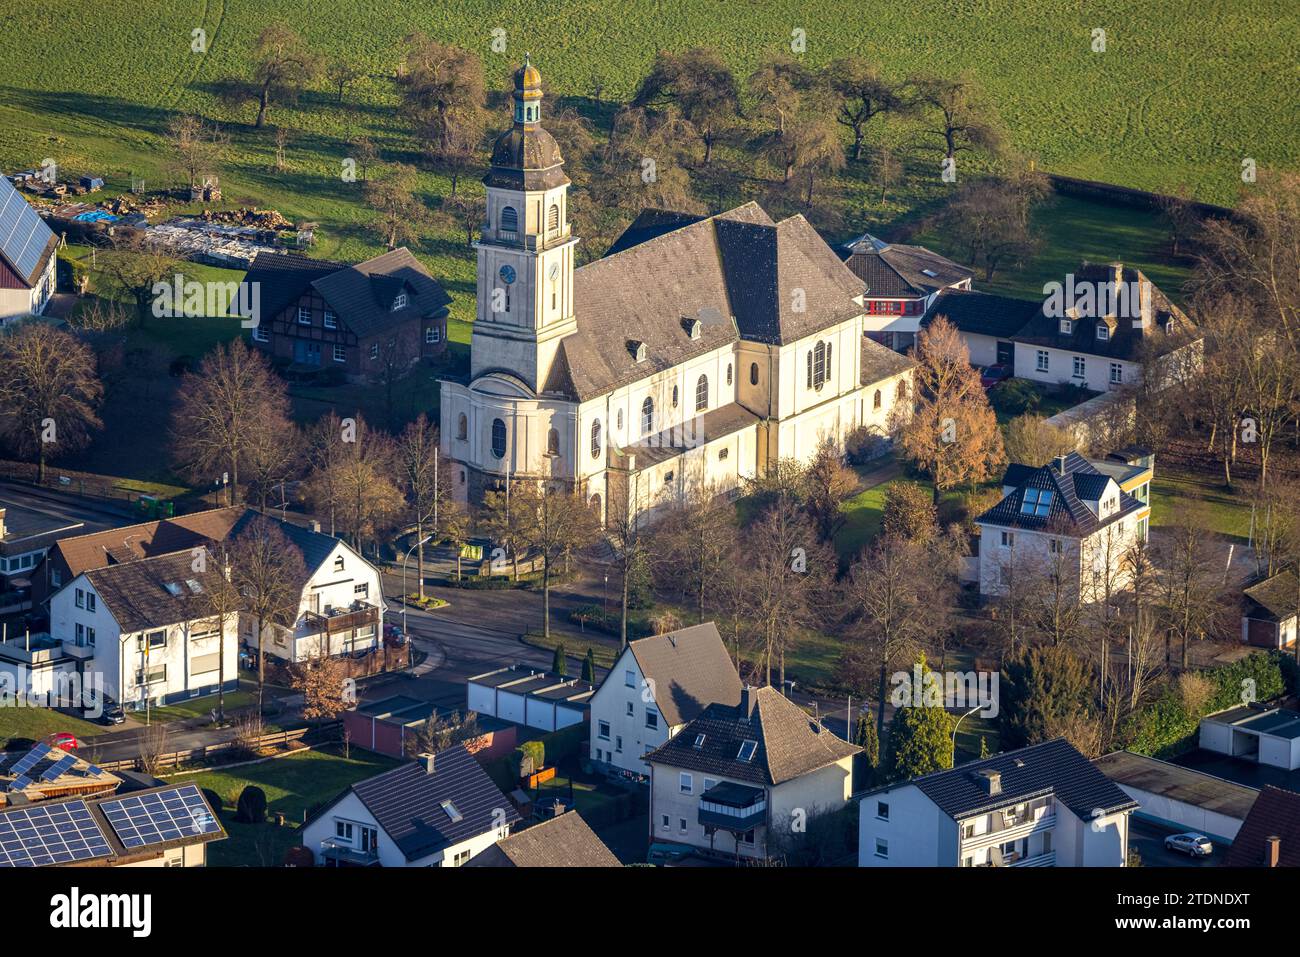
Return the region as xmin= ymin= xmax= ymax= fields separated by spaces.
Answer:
xmin=979 ymin=364 xmax=1012 ymax=389
xmin=50 ymin=733 xmax=83 ymax=752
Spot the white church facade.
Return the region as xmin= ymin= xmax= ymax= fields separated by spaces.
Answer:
xmin=439 ymin=58 xmax=916 ymax=526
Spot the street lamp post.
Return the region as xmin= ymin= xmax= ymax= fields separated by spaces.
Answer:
xmin=952 ymin=703 xmax=984 ymax=766
xmin=401 ymin=535 xmax=432 ymax=636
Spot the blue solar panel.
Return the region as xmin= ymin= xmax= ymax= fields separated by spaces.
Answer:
xmin=8 ymin=774 xmax=33 ymax=792
xmin=8 ymin=743 xmax=50 ymax=778
xmin=0 ymin=800 xmax=112 ymax=867
xmin=40 ymin=753 xmax=78 ymax=782
xmin=99 ymin=784 xmax=220 ymax=849
xmin=0 ymin=176 xmax=53 ymax=284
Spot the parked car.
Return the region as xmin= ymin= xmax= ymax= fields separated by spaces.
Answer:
xmin=384 ymin=623 xmax=407 ymax=648
xmin=1164 ymin=833 xmax=1214 ymax=858
xmin=50 ymin=732 xmax=84 ymax=751
xmin=978 ymin=363 xmax=1012 ymax=389
xmin=82 ymin=692 xmax=125 ymax=726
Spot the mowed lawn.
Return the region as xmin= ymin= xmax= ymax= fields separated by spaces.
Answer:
xmin=1149 ymin=467 xmax=1252 ymax=541
xmin=0 ymin=707 xmax=104 ymax=750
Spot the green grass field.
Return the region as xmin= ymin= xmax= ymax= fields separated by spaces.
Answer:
xmin=0 ymin=707 xmax=104 ymax=750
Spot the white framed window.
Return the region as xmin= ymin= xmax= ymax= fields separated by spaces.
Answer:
xmin=625 ymin=701 xmax=634 ymax=716
xmin=335 ymin=820 xmax=354 ymax=842
xmin=1036 ymin=349 xmax=1049 ymax=372
xmin=333 ymin=344 xmax=346 ymax=363
xmin=1072 ymin=356 xmax=1086 ymax=378
xmin=1110 ymin=362 xmax=1123 ymax=384
xmin=645 ymin=709 xmax=659 ymax=730
xmin=1001 ymin=531 xmax=1014 ymax=548
xmin=615 ymin=736 xmax=622 ymax=753
xmin=598 ymin=720 xmax=610 ymax=740
xmin=75 ymin=588 xmax=84 ymax=609
xmin=875 ymin=838 xmax=889 ymax=859
xmin=661 ymin=814 xmax=670 ymax=831
xmin=1096 ymin=324 xmax=1110 ymax=341
xmin=679 ymin=818 xmax=688 ymax=833
xmin=877 ymin=801 xmax=889 ymax=821
xmin=679 ymin=773 xmax=693 ymax=794
xmin=624 ymin=669 xmax=636 ymax=688
xmin=323 ymin=309 xmax=337 ymax=329
xmin=86 ymin=593 xmax=96 ymax=612
xmin=1059 ymin=318 xmax=1073 ymax=334
xmin=252 ymin=325 xmax=269 ymax=342
xmin=392 ymin=293 xmax=407 ymax=311
xmin=297 ymin=306 xmax=311 ymax=325
xmin=425 ymin=326 xmax=440 ymax=344
xmin=591 ymin=419 xmax=602 ymax=460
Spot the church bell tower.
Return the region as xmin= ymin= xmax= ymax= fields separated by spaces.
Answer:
xmin=470 ymin=55 xmax=579 ymax=393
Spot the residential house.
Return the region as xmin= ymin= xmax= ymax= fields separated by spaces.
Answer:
xmin=301 ymin=747 xmax=521 ymax=867
xmin=47 ymin=550 xmax=241 ymax=709
xmin=0 ymin=781 xmax=224 ymax=868
xmin=587 ymin=622 xmax=742 ymax=780
xmin=465 ymin=809 xmax=620 ymax=867
xmin=243 ymin=248 xmax=451 ymax=379
xmin=924 ymin=262 xmax=1198 ymax=392
xmin=644 ymin=684 xmax=859 ymax=861
xmin=439 ymin=58 xmax=917 ymax=527
xmin=840 ymin=233 xmax=973 ymax=352
xmin=976 ymin=451 xmax=1150 ymax=601
xmin=859 ymin=738 xmax=1136 ymax=867
xmin=0 ymin=174 xmax=57 ymax=322
xmin=0 ymin=502 xmax=84 ymax=587
xmin=1223 ymin=785 xmax=1300 ymax=867
xmin=1241 ymin=571 xmax=1300 ymax=649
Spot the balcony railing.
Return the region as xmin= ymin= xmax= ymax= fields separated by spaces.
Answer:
xmin=960 ymin=810 xmax=1056 ymax=851
xmin=319 ymin=838 xmax=378 ymax=866
xmin=302 ymin=602 xmax=378 ymax=637
xmin=699 ymin=797 xmax=767 ymax=832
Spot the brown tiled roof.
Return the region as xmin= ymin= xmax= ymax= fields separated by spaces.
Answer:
xmin=842 ymin=237 xmax=973 ymax=298
xmin=310 ymin=247 xmax=451 ymax=339
xmin=465 ymin=811 xmax=620 ymax=867
xmin=1243 ymin=572 xmax=1300 ymax=623
xmin=1223 ymin=786 xmax=1300 ymax=867
xmin=615 ymin=404 xmax=759 ymax=469
xmin=625 ymin=622 xmax=742 ymax=727
xmin=50 ymin=506 xmax=248 ymax=579
xmin=84 ymin=551 xmax=223 ymax=634
xmin=645 ymin=685 xmax=859 ymax=786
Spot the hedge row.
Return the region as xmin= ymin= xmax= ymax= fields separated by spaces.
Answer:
xmin=1120 ymin=651 xmax=1297 ymax=758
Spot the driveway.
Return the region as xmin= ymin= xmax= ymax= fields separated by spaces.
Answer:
xmin=1129 ymin=817 xmax=1220 ymax=868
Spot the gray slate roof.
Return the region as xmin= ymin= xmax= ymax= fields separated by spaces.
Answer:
xmin=240 ymin=252 xmax=344 ymax=324
xmin=644 ymin=685 xmax=859 ymax=786
xmin=860 ymin=336 xmax=916 ymax=386
xmin=310 ymin=247 xmax=451 ymax=338
xmin=348 ymin=746 xmax=521 ymax=861
xmin=624 ymin=622 xmax=742 ymax=727
xmin=551 ymin=203 xmax=866 ymax=401
xmin=906 ymin=738 xmax=1137 ymax=821
xmin=0 ymin=175 xmax=57 ymax=287
xmin=1243 ymin=571 xmax=1300 ymax=623
xmin=84 ymin=551 xmax=221 ymax=634
xmin=979 ymin=451 xmax=1144 ymax=534
xmin=842 ymin=236 xmax=972 ymax=298
xmin=924 ymin=288 xmax=1043 ymax=339
xmin=465 ymin=811 xmax=620 ymax=867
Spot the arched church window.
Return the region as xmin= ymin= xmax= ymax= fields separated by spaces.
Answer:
xmin=616 ymin=409 xmax=623 ymax=431
xmin=591 ymin=419 xmax=602 ymax=459
xmin=500 ymin=206 xmax=518 ymax=236
xmin=726 ymin=363 xmax=733 ymax=386
xmin=491 ymin=419 xmax=507 ymax=459
xmin=457 ymin=413 xmax=467 ymax=440
xmin=548 ymin=204 xmax=560 ymax=233
xmin=672 ymin=385 xmax=679 ymax=408
xmin=547 ymin=428 xmax=560 ymax=456
xmin=811 ymin=341 xmax=830 ymax=391
xmin=873 ymin=389 xmax=882 ymax=410
xmin=750 ymin=362 xmax=759 ymax=386
xmin=897 ymin=379 xmax=909 ymax=401
xmin=641 ymin=397 xmax=654 ymax=436
xmin=695 ymin=375 xmax=709 ymax=412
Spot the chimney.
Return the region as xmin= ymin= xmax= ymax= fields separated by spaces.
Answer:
xmin=419 ymin=752 xmax=436 ymax=775
xmin=974 ymin=769 xmax=1002 ymax=796
xmin=547 ymin=798 xmax=565 ymax=818
xmin=307 ymin=519 xmax=321 ymax=533
xmin=1267 ymin=835 xmax=1281 ymax=868
xmin=0 ymin=507 xmax=6 ymax=539
xmin=740 ymin=685 xmax=757 ymax=719
xmin=1056 ymin=454 xmax=1068 ymax=476
xmin=1135 ymin=278 xmax=1153 ymax=331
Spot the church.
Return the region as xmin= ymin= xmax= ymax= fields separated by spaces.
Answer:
xmin=439 ymin=58 xmax=917 ymax=526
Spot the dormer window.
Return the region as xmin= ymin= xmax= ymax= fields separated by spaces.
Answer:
xmin=631 ymin=341 xmax=648 ymax=363
xmin=392 ymin=292 xmax=407 ymax=311
xmin=1059 ymin=318 xmax=1073 ymax=334
xmin=687 ymin=318 xmax=701 ymax=340
xmin=1020 ymin=487 xmax=1053 ymax=517
xmin=1096 ymin=324 xmax=1110 ymax=341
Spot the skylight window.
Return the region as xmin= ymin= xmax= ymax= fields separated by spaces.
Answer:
xmin=163 ymin=582 xmax=183 ymax=596
xmin=1020 ymin=488 xmax=1053 ymax=517
xmin=693 ymin=733 xmax=706 ymax=749
xmin=921 ymin=268 xmax=938 ymax=278
xmin=185 ymin=579 xmax=203 ymax=594
xmin=737 ymin=740 xmax=758 ymax=762
xmin=440 ymin=799 xmax=463 ymax=823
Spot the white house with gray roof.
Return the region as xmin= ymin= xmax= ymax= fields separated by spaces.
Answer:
xmin=860 ymin=738 xmax=1136 ymax=867
xmin=0 ymin=175 xmax=58 ymax=322
xmin=439 ymin=57 xmax=915 ymax=527
xmin=587 ymin=622 xmax=742 ymax=780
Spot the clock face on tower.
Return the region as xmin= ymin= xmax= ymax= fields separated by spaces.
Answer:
xmin=548 ymin=262 xmax=560 ymax=282
xmin=498 ymin=264 xmax=516 ymax=285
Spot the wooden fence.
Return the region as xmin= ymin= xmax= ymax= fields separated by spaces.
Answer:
xmin=96 ymin=721 xmax=341 ymax=773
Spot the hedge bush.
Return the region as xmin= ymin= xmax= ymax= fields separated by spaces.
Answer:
xmin=1120 ymin=651 xmax=1290 ymax=758
xmin=235 ymin=785 xmax=268 ymax=824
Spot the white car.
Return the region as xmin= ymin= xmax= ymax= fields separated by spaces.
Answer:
xmin=1164 ymin=833 xmax=1213 ymax=858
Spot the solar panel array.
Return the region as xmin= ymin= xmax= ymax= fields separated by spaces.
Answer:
xmin=7 ymin=742 xmax=50 ymax=779
xmin=99 ymin=784 xmax=220 ymax=849
xmin=39 ymin=753 xmax=78 ymax=782
xmin=0 ymin=176 xmax=53 ymax=283
xmin=0 ymin=800 xmax=112 ymax=867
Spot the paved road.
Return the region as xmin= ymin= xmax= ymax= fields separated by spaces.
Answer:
xmin=1129 ymin=817 xmax=1220 ymax=868
xmin=0 ymin=480 xmax=134 ymax=528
